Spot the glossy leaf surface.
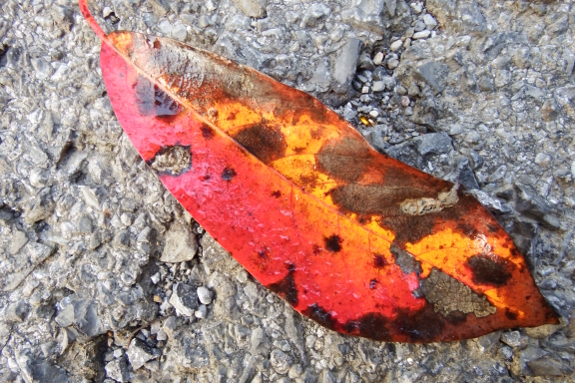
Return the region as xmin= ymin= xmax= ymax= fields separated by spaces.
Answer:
xmin=81 ymin=0 xmax=557 ymax=342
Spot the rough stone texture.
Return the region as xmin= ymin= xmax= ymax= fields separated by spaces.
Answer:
xmin=1 ymin=0 xmax=574 ymax=381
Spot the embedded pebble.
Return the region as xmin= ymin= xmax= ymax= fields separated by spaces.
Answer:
xmin=373 ymin=51 xmax=384 ymax=65
xmin=390 ymin=40 xmax=403 ymax=52
xmin=197 ymin=286 xmax=214 ymax=305
xmin=412 ymin=30 xmax=431 ymax=39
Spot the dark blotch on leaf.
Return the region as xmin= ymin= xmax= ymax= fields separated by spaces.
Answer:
xmin=505 ymin=308 xmax=518 ymax=320
xmin=373 ymin=254 xmax=386 ymax=268
xmin=324 ymin=235 xmax=342 ymax=252
xmin=369 ymin=279 xmax=378 ymax=289
xmin=354 ymin=313 xmax=391 ymax=341
xmin=303 ymin=304 xmax=335 ymax=330
xmin=201 ymin=124 xmax=215 ymax=140
xmin=267 ymin=264 xmax=298 ymax=306
xmin=394 ymin=303 xmax=446 ymax=342
xmin=316 ymin=136 xmax=372 ymax=183
xmin=271 ymin=190 xmax=281 ymax=198
xmin=467 ymin=255 xmax=512 ymax=287
xmin=233 ymin=123 xmax=286 ymax=163
xmin=221 ymin=167 xmax=236 ymax=181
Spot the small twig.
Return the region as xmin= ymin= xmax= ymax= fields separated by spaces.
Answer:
xmin=125 ymin=315 xmax=171 ymax=348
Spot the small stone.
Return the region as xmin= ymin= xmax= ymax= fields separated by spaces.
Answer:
xmin=401 ymin=96 xmax=410 ymax=107
xmin=237 ymin=270 xmax=249 ymax=283
xmin=423 ymin=14 xmax=438 ymax=29
xmin=534 ymin=153 xmax=551 ymax=167
xmin=156 ymin=329 xmax=168 ymax=341
xmin=231 ymin=0 xmax=266 ymax=18
xmin=113 ymin=348 xmax=124 ymax=358
xmin=500 ymin=346 xmax=513 ymax=359
xmin=371 ymin=81 xmax=385 ymax=92
xmin=158 ymin=20 xmax=173 ymax=34
xmin=9 ymin=230 xmax=28 ymax=255
xmin=369 ymin=110 xmax=379 ymax=118
xmin=160 ymin=222 xmax=197 ymax=263
xmin=169 ymin=282 xmax=199 ymax=317
xmin=412 ymin=30 xmax=431 ymax=40
xmin=270 ymin=349 xmax=293 ymax=374
xmin=127 ymin=338 xmax=159 ymax=370
xmin=361 ymin=86 xmax=369 ymax=94
xmin=197 ymin=286 xmax=214 ymax=305
xmin=31 ymin=57 xmax=54 ymax=80
xmin=333 ymin=38 xmax=361 ymax=94
xmin=501 ymin=331 xmax=522 ymax=347
xmin=390 ymin=40 xmax=403 ymax=52
xmin=380 ymin=76 xmax=396 ymax=90
xmin=102 ymin=6 xmax=113 ymax=17
xmin=55 ymin=296 xmax=105 ymax=338
xmin=195 ymin=305 xmax=208 ymax=319
xmin=373 ymin=52 xmax=384 ymax=65
xmin=414 ymin=20 xmax=426 ymax=32
xmin=410 ymin=2 xmax=423 ymax=13
xmin=151 ymin=272 xmax=161 ymax=284
xmin=106 ymin=357 xmax=130 ymax=382
xmin=171 ymin=25 xmax=187 ymax=41
xmin=449 ymin=124 xmax=464 ymax=135
xmin=397 ymin=85 xmax=407 ymax=95
xmin=415 ymin=62 xmax=450 ymax=94
xmin=477 ymin=331 xmax=501 ymax=352
xmin=408 ymin=83 xmax=420 ymax=96
xmin=387 ymin=58 xmax=400 ymax=69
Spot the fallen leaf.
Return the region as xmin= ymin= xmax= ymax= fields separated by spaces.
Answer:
xmin=79 ymin=0 xmax=558 ymax=342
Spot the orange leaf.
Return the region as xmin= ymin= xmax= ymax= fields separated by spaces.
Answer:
xmin=80 ymin=0 xmax=558 ymax=342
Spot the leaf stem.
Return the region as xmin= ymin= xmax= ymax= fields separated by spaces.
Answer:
xmin=79 ymin=0 xmax=129 ymax=62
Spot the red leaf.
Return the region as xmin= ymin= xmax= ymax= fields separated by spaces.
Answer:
xmin=80 ymin=0 xmax=558 ymax=342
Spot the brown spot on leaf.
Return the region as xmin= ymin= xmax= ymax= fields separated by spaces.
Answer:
xmin=316 ymin=136 xmax=372 ymax=183
xmin=505 ymin=308 xmax=518 ymax=320
xmin=312 ymin=244 xmax=321 ymax=255
xmin=373 ymin=254 xmax=386 ymax=269
xmin=354 ymin=312 xmax=391 ymax=341
xmin=394 ymin=303 xmax=446 ymax=342
xmin=271 ymin=190 xmax=281 ymax=198
xmin=267 ymin=264 xmax=298 ymax=306
xmin=153 ymin=39 xmax=161 ymax=49
xmin=302 ymin=303 xmax=335 ymax=330
xmin=324 ymin=235 xmax=342 ymax=252
xmin=221 ymin=167 xmax=236 ymax=181
xmin=467 ymin=254 xmax=512 ymax=287
xmin=233 ymin=123 xmax=286 ymax=163
xmin=201 ymin=124 xmax=215 ymax=140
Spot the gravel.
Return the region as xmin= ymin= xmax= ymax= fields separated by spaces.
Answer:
xmin=1 ymin=0 xmax=574 ymax=381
